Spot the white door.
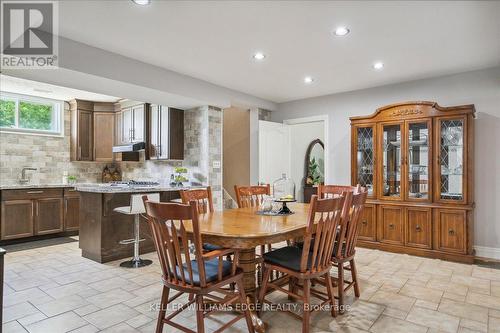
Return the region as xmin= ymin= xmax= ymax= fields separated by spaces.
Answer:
xmin=258 ymin=121 xmax=290 ymax=189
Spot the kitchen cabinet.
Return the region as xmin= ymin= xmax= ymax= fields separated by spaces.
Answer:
xmin=93 ymin=112 xmax=115 ymax=162
xmin=351 ymin=101 xmax=475 ymax=263
xmin=0 ymin=188 xmax=79 ymax=241
xmin=70 ymin=99 xmax=115 ymax=162
xmin=64 ymin=189 xmax=80 ymax=231
xmin=35 ymin=197 xmax=64 ymax=235
xmin=1 ymin=200 xmax=33 ymax=240
xmin=70 ymin=99 xmax=93 ymax=161
xmin=120 ymin=104 xmax=145 ymax=143
xmin=148 ymin=105 xmax=184 ymax=160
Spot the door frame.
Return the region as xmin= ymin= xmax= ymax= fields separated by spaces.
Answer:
xmin=283 ymin=115 xmax=330 ymax=184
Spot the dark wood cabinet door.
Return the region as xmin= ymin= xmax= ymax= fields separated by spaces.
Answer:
xmin=169 ymin=108 xmax=184 ymax=160
xmin=378 ymin=205 xmax=404 ymax=245
xmin=93 ymin=112 xmax=115 ymax=162
xmin=358 ymin=204 xmax=376 ymax=241
xmin=435 ymin=209 xmax=466 ymax=254
xmin=64 ymin=196 xmax=80 ymax=231
xmin=35 ymin=198 xmax=64 ymax=235
xmin=405 ymin=207 xmax=432 ymax=249
xmin=1 ymin=200 xmax=34 ymax=240
xmin=78 ymin=110 xmax=93 ymax=161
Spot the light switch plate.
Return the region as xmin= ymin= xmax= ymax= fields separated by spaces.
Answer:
xmin=213 ymin=161 xmax=221 ymax=168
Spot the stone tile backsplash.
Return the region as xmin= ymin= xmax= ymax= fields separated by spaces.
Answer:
xmin=0 ymin=103 xmax=223 ymax=209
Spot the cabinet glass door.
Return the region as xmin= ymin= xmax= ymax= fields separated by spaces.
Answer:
xmin=122 ymin=108 xmax=132 ymax=143
xmin=382 ymin=124 xmax=402 ymax=198
xmin=407 ymin=121 xmax=430 ymax=200
xmin=439 ymin=119 xmax=464 ymax=201
xmin=355 ymin=126 xmax=375 ymax=196
xmin=149 ymin=105 xmax=159 ymax=159
xmin=159 ymin=106 xmax=170 ymax=159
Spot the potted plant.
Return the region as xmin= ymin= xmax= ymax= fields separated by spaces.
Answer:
xmin=306 ymin=157 xmax=323 ymax=186
xmin=174 ymin=167 xmax=188 ymax=186
xmin=67 ymin=175 xmax=77 ymax=185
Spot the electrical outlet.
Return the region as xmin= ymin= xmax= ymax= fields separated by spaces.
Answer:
xmin=213 ymin=161 xmax=221 ymax=169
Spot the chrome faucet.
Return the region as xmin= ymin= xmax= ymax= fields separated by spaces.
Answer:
xmin=19 ymin=167 xmax=37 ymax=184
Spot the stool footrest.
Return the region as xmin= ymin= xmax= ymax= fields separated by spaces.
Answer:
xmin=119 ymin=238 xmax=146 ymax=245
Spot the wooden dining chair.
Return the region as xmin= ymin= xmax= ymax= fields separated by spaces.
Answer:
xmin=180 ymin=186 xmax=222 ymax=253
xmin=180 ymin=186 xmax=214 ymax=214
xmin=258 ymin=195 xmax=345 ymax=333
xmin=234 ymin=184 xmax=271 ymax=208
xmin=331 ymin=190 xmax=368 ymax=313
xmin=142 ymin=199 xmax=254 ymax=333
xmin=234 ymin=184 xmax=275 ymax=284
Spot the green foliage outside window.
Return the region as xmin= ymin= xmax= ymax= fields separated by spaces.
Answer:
xmin=0 ymin=100 xmax=15 ymax=127
xmin=19 ymin=101 xmax=53 ymax=130
xmin=0 ymin=98 xmax=54 ymax=131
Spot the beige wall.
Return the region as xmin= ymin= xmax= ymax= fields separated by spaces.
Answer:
xmin=223 ymin=107 xmax=250 ymax=200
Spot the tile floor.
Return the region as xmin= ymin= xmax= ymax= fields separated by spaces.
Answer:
xmin=2 ymin=237 xmax=500 ymax=333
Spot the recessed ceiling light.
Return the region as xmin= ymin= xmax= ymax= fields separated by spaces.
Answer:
xmin=132 ymin=0 xmax=151 ymax=5
xmin=373 ymin=62 xmax=384 ymax=70
xmin=304 ymin=76 xmax=314 ymax=84
xmin=334 ymin=26 xmax=350 ymax=36
xmin=253 ymin=52 xmax=266 ymax=61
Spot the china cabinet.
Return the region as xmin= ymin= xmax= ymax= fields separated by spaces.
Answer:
xmin=351 ymin=102 xmax=475 ymax=263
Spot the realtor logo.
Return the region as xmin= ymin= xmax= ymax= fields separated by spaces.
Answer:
xmin=1 ymin=1 xmax=58 ymax=68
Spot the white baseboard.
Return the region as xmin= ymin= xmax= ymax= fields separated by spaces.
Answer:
xmin=474 ymin=246 xmax=500 ymax=260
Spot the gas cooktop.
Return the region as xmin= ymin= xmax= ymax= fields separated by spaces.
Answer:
xmin=109 ymin=180 xmax=160 ymax=187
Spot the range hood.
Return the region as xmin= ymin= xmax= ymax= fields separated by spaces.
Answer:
xmin=112 ymin=142 xmax=145 ymax=153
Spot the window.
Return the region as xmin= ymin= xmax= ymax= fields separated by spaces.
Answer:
xmin=0 ymin=92 xmax=63 ymax=136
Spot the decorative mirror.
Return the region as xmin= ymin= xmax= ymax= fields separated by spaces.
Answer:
xmin=304 ymin=139 xmax=325 ymax=187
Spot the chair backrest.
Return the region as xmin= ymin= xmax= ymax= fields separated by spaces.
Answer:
xmin=179 ymin=186 xmax=214 ymax=213
xmin=333 ymin=190 xmax=368 ymax=259
xmin=317 ymin=184 xmax=363 ymax=221
xmin=317 ymin=184 xmax=362 ymax=198
xmin=234 ymin=184 xmax=270 ymax=208
xmin=143 ymin=199 xmax=209 ymax=287
xmin=129 ymin=193 xmax=160 ymax=214
xmin=300 ymin=195 xmax=344 ymax=273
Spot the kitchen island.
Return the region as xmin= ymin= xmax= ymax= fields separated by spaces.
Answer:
xmin=76 ymin=184 xmax=192 ymax=263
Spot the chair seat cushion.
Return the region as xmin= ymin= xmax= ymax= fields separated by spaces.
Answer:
xmin=295 ymin=239 xmax=344 ymax=257
xmin=203 ymin=243 xmax=222 ymax=251
xmin=262 ymin=246 xmax=314 ymax=272
xmin=176 ymin=259 xmax=232 ymax=285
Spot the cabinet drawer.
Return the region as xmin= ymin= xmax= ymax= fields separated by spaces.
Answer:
xmin=435 ymin=209 xmax=467 ymax=254
xmin=405 ymin=207 xmax=432 ymax=249
xmin=2 ymin=188 xmax=63 ymax=200
xmin=358 ymin=204 xmax=376 ymax=241
xmin=378 ymin=205 xmax=404 ymax=245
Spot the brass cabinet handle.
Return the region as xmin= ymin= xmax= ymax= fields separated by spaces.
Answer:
xmin=27 ymin=191 xmax=43 ymax=194
xmin=415 ymin=225 xmax=421 ymax=231
xmin=389 ymin=223 xmax=395 ymax=229
xmin=362 ymin=220 xmax=368 ymax=225
xmin=448 ymin=229 xmax=455 ymax=236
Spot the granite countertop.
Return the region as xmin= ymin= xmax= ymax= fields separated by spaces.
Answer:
xmin=75 ymin=184 xmax=201 ymax=193
xmin=0 ymin=183 xmax=77 ymax=190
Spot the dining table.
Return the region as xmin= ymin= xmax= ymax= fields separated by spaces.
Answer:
xmin=184 ymin=202 xmax=311 ymax=331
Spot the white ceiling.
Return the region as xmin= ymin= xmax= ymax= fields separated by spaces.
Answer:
xmin=57 ymin=1 xmax=500 ymax=103
xmin=0 ymin=75 xmax=120 ymax=102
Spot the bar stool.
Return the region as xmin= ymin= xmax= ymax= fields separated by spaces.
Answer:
xmin=114 ymin=193 xmax=160 ymax=268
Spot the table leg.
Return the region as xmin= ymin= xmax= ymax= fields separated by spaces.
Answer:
xmin=239 ymin=248 xmax=265 ymax=333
